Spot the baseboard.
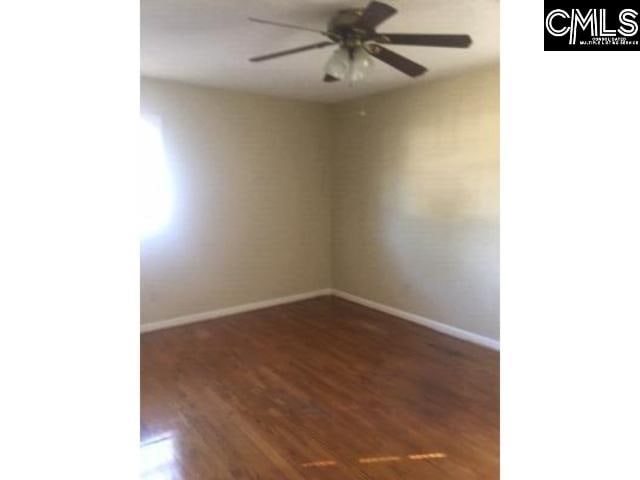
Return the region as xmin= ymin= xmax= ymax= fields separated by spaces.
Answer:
xmin=140 ymin=288 xmax=333 ymax=333
xmin=141 ymin=287 xmax=499 ymax=351
xmin=330 ymin=289 xmax=500 ymax=351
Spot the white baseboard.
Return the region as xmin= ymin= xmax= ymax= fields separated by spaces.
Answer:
xmin=331 ymin=289 xmax=500 ymax=351
xmin=141 ymin=287 xmax=499 ymax=351
xmin=140 ymin=288 xmax=332 ymax=333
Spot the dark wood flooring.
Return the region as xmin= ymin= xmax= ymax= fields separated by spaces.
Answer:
xmin=141 ymin=296 xmax=499 ymax=479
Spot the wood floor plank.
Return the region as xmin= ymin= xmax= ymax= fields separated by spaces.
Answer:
xmin=141 ymin=296 xmax=499 ymax=479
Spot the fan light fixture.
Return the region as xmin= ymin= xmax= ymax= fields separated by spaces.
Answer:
xmin=324 ymin=47 xmax=374 ymax=83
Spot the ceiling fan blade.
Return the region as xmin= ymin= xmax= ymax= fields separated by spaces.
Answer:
xmin=376 ymin=33 xmax=473 ymax=48
xmin=366 ymin=44 xmax=427 ymax=77
xmin=248 ymin=17 xmax=334 ymax=38
xmin=250 ymin=41 xmax=335 ymax=62
xmin=353 ymin=1 xmax=397 ymax=30
xmin=324 ymin=74 xmax=340 ymax=83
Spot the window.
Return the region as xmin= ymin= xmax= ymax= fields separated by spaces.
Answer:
xmin=139 ymin=115 xmax=173 ymax=238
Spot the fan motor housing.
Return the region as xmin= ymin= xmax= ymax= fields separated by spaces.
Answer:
xmin=329 ymin=8 xmax=377 ymax=48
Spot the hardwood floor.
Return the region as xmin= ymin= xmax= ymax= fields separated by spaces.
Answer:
xmin=141 ymin=296 xmax=499 ymax=479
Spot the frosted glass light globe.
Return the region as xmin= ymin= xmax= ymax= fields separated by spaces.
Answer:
xmin=324 ymin=48 xmax=350 ymax=80
xmin=348 ymin=47 xmax=374 ymax=83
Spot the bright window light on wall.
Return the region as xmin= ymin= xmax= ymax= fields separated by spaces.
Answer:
xmin=139 ymin=114 xmax=173 ymax=238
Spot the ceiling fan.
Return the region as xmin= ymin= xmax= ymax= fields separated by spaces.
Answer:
xmin=248 ymin=1 xmax=472 ymax=83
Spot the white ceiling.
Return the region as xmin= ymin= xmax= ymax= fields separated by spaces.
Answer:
xmin=141 ymin=0 xmax=499 ymax=103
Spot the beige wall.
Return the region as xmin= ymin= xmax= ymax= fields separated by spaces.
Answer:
xmin=140 ymin=78 xmax=331 ymax=324
xmin=141 ymin=67 xmax=499 ymax=340
xmin=330 ymin=65 xmax=499 ymax=340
